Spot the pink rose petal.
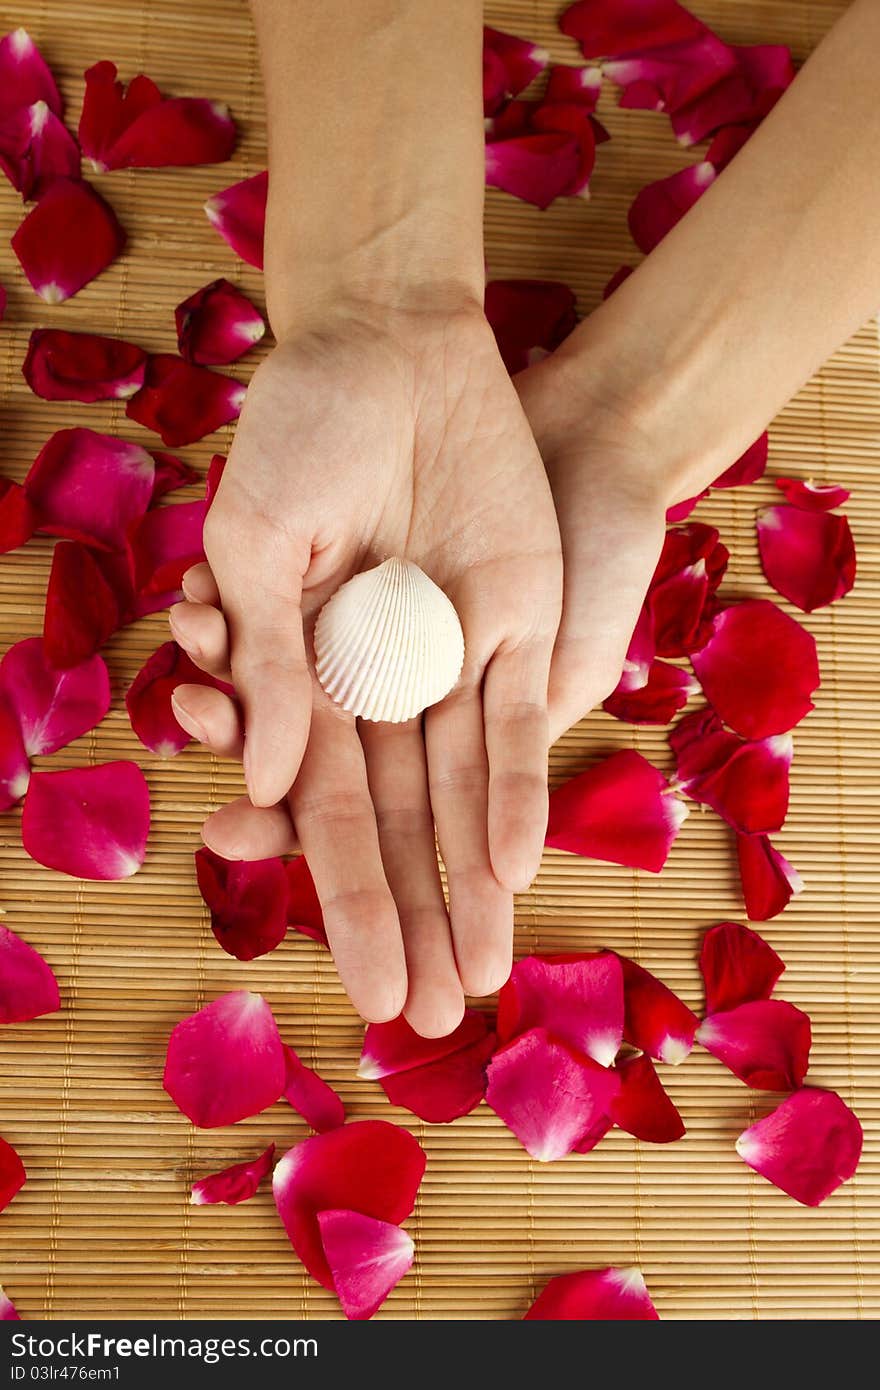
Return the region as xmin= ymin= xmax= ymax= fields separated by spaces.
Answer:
xmin=603 ymin=659 xmax=698 ymax=725
xmin=559 ymin=0 xmax=705 ymax=59
xmin=525 ymin=1265 xmax=658 ymax=1320
xmin=164 ymin=989 xmax=286 ymax=1129
xmin=757 ymin=504 xmax=856 ymax=612
xmin=358 ymin=1011 xmax=490 ymax=1081
xmin=496 ymin=953 xmax=624 ymax=1066
xmin=700 ymin=921 xmax=785 ymax=1015
xmin=628 ymin=161 xmax=716 ymax=253
xmin=23 ymin=328 xmax=146 ymax=402
xmin=0 ymin=29 xmax=61 ymax=120
xmin=191 ymin=1143 xmax=275 ymax=1206
xmin=126 ymin=354 xmax=245 ymax=447
xmin=0 ymin=1136 xmax=26 ymax=1213
xmin=0 ymin=100 xmax=80 ymax=200
xmin=175 ymin=278 xmax=265 ymax=367
xmin=773 ymin=477 xmax=851 ymax=512
xmin=128 ymin=641 xmax=229 ymax=756
xmin=128 ymin=499 xmax=207 ymax=598
xmin=485 ymin=131 xmax=581 ymax=210
xmin=272 ymin=1120 xmax=426 ymax=1289
xmin=194 ymin=847 xmax=288 ymax=962
xmin=22 ymin=762 xmax=149 ymax=880
xmin=379 ymin=1032 xmax=495 ymax=1124
xmin=78 ymin=60 xmax=235 ymax=172
xmin=737 ymin=833 xmax=803 ymax=922
xmin=0 ymin=924 xmax=60 ymax=1023
xmin=43 ymin=542 xmax=125 ymax=669
xmin=12 ymin=177 xmax=125 ymax=303
xmin=282 ymin=1043 xmax=345 ymax=1133
xmin=317 ymin=1208 xmax=414 ymax=1321
xmin=285 ymin=855 xmax=328 ymax=946
xmin=609 ymin=1053 xmax=685 ymax=1143
xmin=698 ymin=999 xmax=810 ymax=1091
xmin=736 ymin=1088 xmax=862 ymax=1206
xmin=546 ymin=749 xmax=688 ymax=873
xmin=25 ymin=428 xmax=154 ymax=550
xmin=204 ymin=170 xmax=267 ymax=269
xmin=482 ymin=26 xmax=549 ymax=115
xmin=0 ymin=637 xmax=110 ymax=756
xmin=690 ymin=599 xmax=820 ymax=739
xmin=670 ymin=707 xmax=792 ymax=835
xmin=484 ymin=279 xmax=577 ymax=375
xmin=0 ymin=1286 xmax=19 ymax=1320
xmin=0 ymin=694 xmax=30 ymax=810
xmin=614 ymin=952 xmax=698 ymax=1065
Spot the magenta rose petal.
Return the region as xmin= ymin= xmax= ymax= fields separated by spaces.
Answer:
xmin=318 ymin=1209 xmax=414 ymax=1321
xmin=175 ymin=278 xmax=265 ymax=367
xmin=773 ymin=477 xmax=851 ymax=511
xmin=546 ymin=749 xmax=688 ymax=873
xmin=628 ymin=161 xmax=716 ymax=253
xmin=128 ymin=641 xmax=230 ymax=757
xmin=736 ymin=1089 xmax=862 ymax=1206
xmin=697 ymin=999 xmax=810 ymax=1090
xmin=282 ymin=1043 xmax=345 ymax=1133
xmin=194 ymin=847 xmax=288 ymax=961
xmin=150 ymin=452 xmax=201 ymax=502
xmin=204 ymin=170 xmax=267 ymax=269
xmin=25 ymin=428 xmax=154 ymax=550
xmin=609 ymin=1054 xmax=685 ymax=1143
xmin=485 ymin=131 xmax=581 ymax=210
xmin=757 ymin=504 xmax=856 ymax=612
xmin=128 ymin=499 xmax=207 ymax=599
xmin=164 ymin=989 xmax=286 ymax=1129
xmin=485 ymin=1027 xmax=620 ymax=1162
xmin=690 ymin=599 xmax=820 ymax=739
xmin=604 ymin=659 xmax=698 ymax=725
xmin=0 ymin=100 xmax=80 ymax=200
xmin=0 ymin=28 xmax=61 ymax=118
xmin=78 ymin=60 xmax=235 ymax=171
xmin=484 ymin=279 xmax=577 ymax=375
xmin=0 ymin=924 xmax=60 ymax=1024
xmin=526 ymin=1265 xmax=658 ymax=1320
xmin=737 ymin=833 xmax=803 ymax=921
xmin=700 ymin=922 xmax=785 ymax=1015
xmin=126 ymin=354 xmax=245 ymax=447
xmin=12 ymin=177 xmax=125 ymax=303
xmin=43 ymin=542 xmax=125 ymax=669
xmin=482 ymin=26 xmax=549 ymax=115
xmin=0 ymin=637 xmax=110 ymax=756
xmin=670 ymin=44 xmax=793 ymax=147
xmin=528 ymin=101 xmax=600 ymax=196
xmin=0 ymin=695 xmax=30 ymax=810
xmin=712 ymin=432 xmax=769 ymax=488
xmin=0 ymin=478 xmax=38 ymax=554
xmin=0 ymin=1287 xmax=19 ymax=1321
xmin=0 ymin=1136 xmax=26 ymax=1213
xmin=22 ymin=762 xmax=149 ymax=880
xmin=670 ymin=708 xmax=792 ymax=835
xmin=358 ymin=1011 xmax=490 ymax=1081
xmin=272 ymin=1120 xmax=426 ymax=1289
xmin=379 ymin=1032 xmax=495 ymax=1124
xmin=559 ymin=0 xmax=704 ymax=57
xmin=285 ymin=856 xmax=328 ymax=946
xmin=23 ymin=328 xmax=146 ymax=402
xmin=607 ymin=32 xmax=737 ymax=114
xmin=496 ymin=953 xmax=624 ymax=1066
xmin=615 ymin=952 xmax=698 ymax=1065
xmin=191 ymin=1143 xmax=275 ymax=1207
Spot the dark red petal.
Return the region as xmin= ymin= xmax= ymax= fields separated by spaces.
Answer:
xmin=26 ymin=428 xmax=154 ymax=550
xmin=737 ymin=833 xmax=803 ymax=922
xmin=78 ymin=61 xmax=159 ymax=168
xmin=0 ymin=29 xmax=61 ymax=119
xmin=22 ymin=762 xmax=149 ymax=880
xmin=712 ymin=432 xmax=768 ymax=488
xmin=496 ymin=953 xmax=624 ymax=1066
xmin=0 ymin=478 xmax=37 ymax=553
xmin=359 ymin=1010 xmax=490 ymax=1081
xmin=758 ymin=505 xmax=856 ymax=613
xmin=195 ymin=846 xmax=288 ymax=962
xmin=12 ymin=177 xmax=125 ymax=303
xmin=736 ymin=1088 xmax=862 ymax=1206
xmin=175 ymin=278 xmax=265 ymax=366
xmin=317 ymin=1209 xmax=414 ymax=1321
xmin=706 ymin=121 xmax=756 ymax=171
xmin=204 ymin=170 xmax=267 ymax=269
xmin=485 ymin=132 xmax=581 ymax=210
xmin=609 ymin=1053 xmax=685 ymax=1142
xmin=482 ymin=26 xmax=549 ymax=114
xmin=484 ymin=279 xmax=578 ymax=375
xmin=0 ymin=636 xmax=110 ymax=755
xmin=0 ymin=1136 xmax=26 ymax=1214
xmin=128 ymin=499 xmax=207 ymax=597
xmin=285 ymin=855 xmax=328 ymax=946
xmin=0 ymin=693 xmax=30 ymax=810
xmin=670 ymin=707 xmax=792 ymax=835
xmin=614 ymin=952 xmax=698 ymax=1065
xmin=690 ymin=599 xmax=820 ymax=738
xmin=773 ymin=477 xmax=851 ymax=512
xmin=282 ymin=1043 xmax=346 ymax=1132
xmin=670 ymin=44 xmax=793 ymax=146
xmin=204 ymin=453 xmax=226 ymax=507
xmin=559 ymin=0 xmax=705 ymax=58
xmin=485 ymin=1027 xmax=621 ymax=1162
xmin=603 ymin=264 xmax=635 ymax=299
xmin=150 ymin=451 xmax=200 ymax=502
xmin=529 ymin=101 xmax=599 ymax=196
xmin=0 ymin=100 xmax=80 ymax=200
xmin=700 ymin=921 xmax=785 ymax=1014
xmin=43 ymin=541 xmax=124 ymax=668
xmin=79 ymin=60 xmax=235 ymax=171
xmin=0 ymin=923 xmax=60 ymax=1023
xmin=380 ymin=1032 xmax=495 ymax=1124
xmin=127 ymin=640 xmax=229 ymax=756
xmin=628 ymin=161 xmax=715 ymax=253
xmin=164 ymin=989 xmax=286 ymax=1129
xmin=23 ymin=328 xmax=146 ymax=403
xmin=603 ymin=659 xmax=698 ymax=725
xmin=546 ymin=748 xmax=688 ymax=873
xmin=191 ymin=1143 xmax=275 ymax=1207
xmin=126 ymin=354 xmax=245 ymax=447
xmin=525 ymin=1266 xmax=658 ymax=1320
xmin=545 ymin=64 xmax=603 ymax=109
xmin=272 ymin=1120 xmax=426 ymax=1289
xmin=698 ymin=999 xmax=810 ymax=1091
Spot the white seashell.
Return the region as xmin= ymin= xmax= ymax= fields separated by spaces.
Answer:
xmin=314 ymin=558 xmax=465 ymax=723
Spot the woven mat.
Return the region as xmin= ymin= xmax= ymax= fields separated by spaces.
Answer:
xmin=0 ymin=0 xmax=876 ymax=1321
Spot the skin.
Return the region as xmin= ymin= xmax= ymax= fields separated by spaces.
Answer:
xmin=172 ymin=0 xmax=880 ymax=1034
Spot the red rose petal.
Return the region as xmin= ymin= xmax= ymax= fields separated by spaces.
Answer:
xmin=0 ymin=100 xmax=80 ymax=200
xmin=603 ymin=264 xmax=635 ymax=299
xmin=670 ymin=707 xmax=792 ymax=835
xmin=604 ymin=659 xmax=698 ymax=725
xmin=757 ymin=505 xmax=856 ymax=612
xmin=126 ymin=354 xmax=245 ymax=447
xmin=191 ymin=1143 xmax=275 ymax=1207
xmin=497 ymin=953 xmax=624 ymax=1066
xmin=773 ymin=477 xmax=851 ymax=512
xmin=609 ymin=1053 xmax=685 ymax=1142
xmin=282 ymin=1043 xmax=345 ymax=1133
xmin=0 ymin=637 xmax=110 ymax=755
xmin=12 ymin=177 xmax=125 ymax=303
xmin=164 ymin=989 xmax=286 ymax=1129
xmin=482 ymin=26 xmax=549 ymax=115
xmin=43 ymin=541 xmax=125 ymax=668
xmin=670 ymin=43 xmax=793 ymax=147
xmin=204 ymin=170 xmax=267 ymax=269
xmin=359 ymin=1010 xmax=490 ymax=1081
xmin=0 ymin=924 xmax=60 ymax=1023
xmin=23 ymin=328 xmax=146 ymax=403
xmin=150 ymin=451 xmax=200 ymax=502
xmin=700 ymin=921 xmax=785 ymax=1015
xmin=546 ymin=63 xmax=602 ymax=108
xmin=614 ymin=602 xmax=655 ymax=694
xmin=128 ymin=499 xmax=207 ymax=598
xmin=195 ymin=847 xmax=288 ymax=962
xmin=526 ymin=1265 xmax=658 ymax=1320
xmin=559 ymin=0 xmax=705 ymax=58
xmin=204 ymin=453 xmax=226 ymax=507
xmin=318 ymin=1209 xmax=414 ymax=1321
xmin=529 ymin=101 xmax=600 ymax=196
xmin=22 ymin=762 xmax=149 ymax=880
xmin=712 ymin=432 xmax=768 ymax=489
xmin=272 ymin=1120 xmax=426 ymax=1289
xmin=128 ymin=640 xmax=229 ymax=756
xmin=706 ymin=122 xmax=756 ymax=171
xmin=78 ymin=60 xmax=235 ymax=171
xmin=0 ymin=1287 xmax=19 ymax=1320
xmin=0 ymin=29 xmax=61 ymax=119
xmin=0 ymin=478 xmax=38 ymax=554
xmin=484 ymin=279 xmax=578 ymax=375
xmin=485 ymin=1027 xmax=621 ymax=1162
xmin=698 ymin=999 xmax=810 ymax=1091
xmin=690 ymin=599 xmax=820 ymax=738
xmin=379 ymin=1032 xmax=495 ymax=1124
xmin=485 ymin=131 xmax=581 ymax=209
xmin=736 ymin=1088 xmax=862 ymax=1206
xmin=285 ymin=855 xmax=328 ymax=946
xmin=665 ymin=493 xmax=705 ymax=523
xmin=628 ymin=161 xmax=716 ymax=253
xmin=25 ymin=428 xmax=154 ymax=550
xmin=606 ymin=33 xmax=737 ymax=115
xmin=614 ymin=952 xmax=698 ymax=1065
xmin=648 ymin=522 xmax=728 ymax=658
xmin=175 ymin=278 xmax=265 ymax=367
xmin=0 ymin=1136 xmax=26 ymax=1213
xmin=736 ymin=833 xmax=803 ymax=922
xmin=546 ymin=748 xmax=688 ymax=873
xmin=0 ymin=694 xmax=30 ymax=810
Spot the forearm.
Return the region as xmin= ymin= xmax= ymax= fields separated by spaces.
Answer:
xmin=251 ymin=0 xmax=485 ymax=339
xmin=553 ymin=0 xmax=880 ymax=498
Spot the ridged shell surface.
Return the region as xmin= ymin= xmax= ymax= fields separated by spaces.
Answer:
xmin=314 ymin=558 xmax=465 ymax=722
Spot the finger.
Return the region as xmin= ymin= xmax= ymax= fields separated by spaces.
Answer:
xmin=182 ymin=562 xmax=221 ymax=606
xmin=425 ymin=687 xmax=513 ymax=999
xmin=290 ymin=702 xmax=407 ymax=1024
xmin=360 ymin=719 xmax=464 ymax=1039
xmin=168 ymin=601 xmax=232 ymax=681
xmin=171 ymin=684 xmax=243 ymax=759
xmin=483 ymin=640 xmax=552 ymax=893
xmin=203 ymin=796 xmax=299 ymax=858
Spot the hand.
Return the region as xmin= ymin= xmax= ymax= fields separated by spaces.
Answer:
xmin=169 ymin=302 xmax=562 ymax=1036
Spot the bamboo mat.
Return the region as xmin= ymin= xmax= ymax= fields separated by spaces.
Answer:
xmin=0 ymin=0 xmax=876 ymax=1321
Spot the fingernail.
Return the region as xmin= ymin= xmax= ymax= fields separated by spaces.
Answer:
xmin=168 ymin=613 xmax=201 ymax=660
xmin=242 ymin=741 xmax=258 ymax=803
xmin=171 ymin=692 xmax=207 ymax=743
